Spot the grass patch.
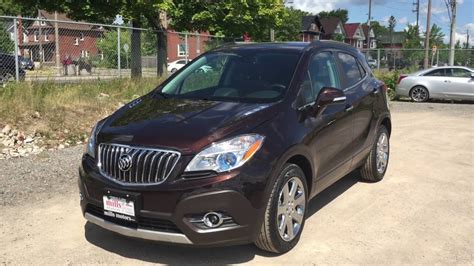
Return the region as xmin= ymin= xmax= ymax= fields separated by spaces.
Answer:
xmin=0 ymin=78 xmax=163 ymax=147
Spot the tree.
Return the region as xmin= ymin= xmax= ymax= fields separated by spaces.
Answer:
xmin=159 ymin=0 xmax=286 ymax=42
xmin=0 ymin=22 xmax=14 ymax=53
xmin=429 ymin=24 xmax=445 ymax=47
xmin=388 ymin=15 xmax=396 ymax=47
xmin=318 ymin=8 xmax=348 ymax=24
xmin=274 ymin=7 xmax=308 ymax=41
xmin=403 ymin=24 xmax=423 ymax=66
xmin=0 ymin=0 xmax=37 ymax=16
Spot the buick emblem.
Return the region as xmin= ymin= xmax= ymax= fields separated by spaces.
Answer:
xmin=118 ymin=154 xmax=133 ymax=172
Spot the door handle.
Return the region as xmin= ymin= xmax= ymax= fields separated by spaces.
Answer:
xmin=345 ymin=104 xmax=354 ymax=112
xmin=444 ymin=80 xmax=451 ymax=83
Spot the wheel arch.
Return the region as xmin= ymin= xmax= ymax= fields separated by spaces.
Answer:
xmin=286 ymin=154 xmax=313 ymax=196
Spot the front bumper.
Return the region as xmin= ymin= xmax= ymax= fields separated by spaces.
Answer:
xmin=78 ymin=154 xmax=269 ymax=246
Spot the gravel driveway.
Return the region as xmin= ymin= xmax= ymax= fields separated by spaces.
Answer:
xmin=1 ymin=101 xmax=473 ymax=264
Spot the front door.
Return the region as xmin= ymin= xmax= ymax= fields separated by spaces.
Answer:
xmin=447 ymin=68 xmax=474 ymax=100
xmin=298 ymin=51 xmax=353 ymax=184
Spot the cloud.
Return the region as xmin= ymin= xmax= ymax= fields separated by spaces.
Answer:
xmin=420 ymin=4 xmax=447 ymax=15
xmin=443 ymin=23 xmax=474 ymax=46
xmin=399 ymin=17 xmax=408 ymax=24
xmin=291 ymin=0 xmax=389 ymax=14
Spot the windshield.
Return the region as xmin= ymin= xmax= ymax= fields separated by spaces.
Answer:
xmin=159 ymin=50 xmax=301 ymax=103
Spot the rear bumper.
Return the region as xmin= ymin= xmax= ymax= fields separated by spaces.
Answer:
xmin=79 ymin=154 xmax=270 ymax=246
xmin=395 ymin=85 xmax=410 ymax=97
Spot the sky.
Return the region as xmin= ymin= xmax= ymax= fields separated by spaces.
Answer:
xmin=290 ymin=0 xmax=474 ymax=45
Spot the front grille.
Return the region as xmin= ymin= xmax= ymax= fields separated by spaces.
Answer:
xmin=97 ymin=143 xmax=180 ymax=185
xmin=86 ymin=204 xmax=182 ymax=233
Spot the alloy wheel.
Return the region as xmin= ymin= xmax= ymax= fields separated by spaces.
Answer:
xmin=376 ymin=132 xmax=389 ymax=174
xmin=411 ymin=87 xmax=428 ymax=102
xmin=277 ymin=177 xmax=306 ymax=242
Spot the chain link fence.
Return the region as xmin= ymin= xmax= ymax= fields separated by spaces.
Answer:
xmin=0 ymin=15 xmax=230 ymax=84
xmin=360 ymin=48 xmax=474 ymax=72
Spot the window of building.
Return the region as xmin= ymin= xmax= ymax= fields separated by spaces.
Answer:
xmin=44 ymin=32 xmax=49 ymax=41
xmin=178 ymin=43 xmax=188 ymax=57
xmin=34 ymin=31 xmax=39 ymax=42
xmin=40 ymin=19 xmax=46 ymax=26
xmin=80 ymin=33 xmax=84 ymax=41
xmin=74 ymin=38 xmax=79 ymax=45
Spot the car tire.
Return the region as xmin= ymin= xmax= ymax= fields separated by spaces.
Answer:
xmin=360 ymin=125 xmax=390 ymax=182
xmin=171 ymin=68 xmax=177 ymax=73
xmin=255 ymin=163 xmax=308 ymax=254
xmin=410 ymin=86 xmax=429 ymax=102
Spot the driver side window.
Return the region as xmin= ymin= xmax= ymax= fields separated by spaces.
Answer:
xmin=299 ymin=52 xmax=341 ymax=105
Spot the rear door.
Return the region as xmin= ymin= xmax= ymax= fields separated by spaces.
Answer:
xmin=335 ymin=52 xmax=377 ymax=159
xmin=422 ymin=68 xmax=449 ymax=97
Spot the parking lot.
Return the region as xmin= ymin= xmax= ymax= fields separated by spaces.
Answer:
xmin=1 ymin=101 xmax=473 ymax=264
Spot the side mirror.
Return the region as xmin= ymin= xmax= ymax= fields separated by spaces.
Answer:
xmin=315 ymin=87 xmax=346 ymax=115
xmin=471 ymin=72 xmax=474 ymax=79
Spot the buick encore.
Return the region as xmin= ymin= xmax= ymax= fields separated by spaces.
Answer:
xmin=79 ymin=41 xmax=392 ymax=253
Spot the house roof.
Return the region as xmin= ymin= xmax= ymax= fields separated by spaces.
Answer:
xmin=319 ymin=17 xmax=342 ymax=35
xmin=301 ymin=16 xmax=322 ymax=33
xmin=362 ymin=24 xmax=370 ymax=38
xmin=27 ymin=10 xmax=99 ymax=31
xmin=344 ymin=23 xmax=360 ymax=38
xmin=377 ymin=31 xmax=406 ymax=44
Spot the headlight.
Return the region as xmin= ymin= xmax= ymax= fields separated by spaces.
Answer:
xmin=185 ymin=134 xmax=265 ymax=173
xmin=85 ymin=120 xmax=105 ymax=158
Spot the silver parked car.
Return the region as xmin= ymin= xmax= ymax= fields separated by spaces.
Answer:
xmin=396 ymin=66 xmax=474 ymax=102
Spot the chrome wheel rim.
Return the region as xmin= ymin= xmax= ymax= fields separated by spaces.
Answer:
xmin=376 ymin=132 xmax=389 ymax=174
xmin=277 ymin=177 xmax=306 ymax=242
xmin=411 ymin=87 xmax=428 ymax=102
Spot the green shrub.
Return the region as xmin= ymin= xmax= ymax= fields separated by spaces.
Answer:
xmin=373 ymin=70 xmax=400 ymax=100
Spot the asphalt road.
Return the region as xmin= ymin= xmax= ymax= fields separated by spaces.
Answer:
xmin=1 ymin=101 xmax=473 ymax=264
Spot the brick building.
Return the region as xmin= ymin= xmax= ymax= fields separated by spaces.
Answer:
xmin=19 ymin=10 xmax=103 ymax=63
xmin=166 ymin=31 xmax=211 ymax=62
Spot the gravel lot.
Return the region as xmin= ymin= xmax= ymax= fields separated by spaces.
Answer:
xmin=1 ymin=101 xmax=473 ymax=264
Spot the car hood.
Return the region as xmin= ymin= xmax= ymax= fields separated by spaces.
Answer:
xmin=97 ymin=94 xmax=278 ymax=154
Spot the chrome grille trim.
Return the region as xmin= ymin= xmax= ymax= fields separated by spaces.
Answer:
xmin=97 ymin=143 xmax=181 ymax=186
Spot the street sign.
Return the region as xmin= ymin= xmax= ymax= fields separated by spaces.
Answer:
xmin=123 ymin=43 xmax=129 ymax=52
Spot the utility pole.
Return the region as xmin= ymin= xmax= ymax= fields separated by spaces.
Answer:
xmin=424 ymin=0 xmax=432 ymax=69
xmin=448 ymin=0 xmax=457 ymax=66
xmin=466 ymin=30 xmax=470 ymax=48
xmin=368 ymin=0 xmax=372 ymax=48
xmin=413 ymin=0 xmax=420 ymax=32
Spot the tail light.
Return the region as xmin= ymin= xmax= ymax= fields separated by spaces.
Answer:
xmin=397 ymin=75 xmax=407 ymax=84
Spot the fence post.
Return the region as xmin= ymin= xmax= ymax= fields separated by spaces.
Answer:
xmin=54 ymin=11 xmax=61 ymax=76
xmin=13 ymin=17 xmax=20 ymax=82
xmin=377 ymin=48 xmax=380 ymax=71
xmin=117 ymin=27 xmax=121 ymax=78
xmin=185 ymin=33 xmax=188 ymax=62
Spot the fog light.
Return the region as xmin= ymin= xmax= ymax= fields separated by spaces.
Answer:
xmin=203 ymin=212 xmax=223 ymax=228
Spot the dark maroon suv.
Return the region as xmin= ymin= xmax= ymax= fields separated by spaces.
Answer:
xmin=79 ymin=41 xmax=391 ymax=253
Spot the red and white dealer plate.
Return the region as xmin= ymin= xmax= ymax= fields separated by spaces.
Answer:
xmin=103 ymin=195 xmax=135 ymax=217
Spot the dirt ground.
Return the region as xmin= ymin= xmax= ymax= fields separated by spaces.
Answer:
xmin=1 ymin=101 xmax=473 ymax=265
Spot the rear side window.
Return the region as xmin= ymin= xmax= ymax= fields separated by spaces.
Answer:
xmin=337 ymin=53 xmax=364 ymax=88
xmin=424 ymin=69 xmax=445 ymax=76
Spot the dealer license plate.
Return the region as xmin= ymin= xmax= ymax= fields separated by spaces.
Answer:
xmin=103 ymin=195 xmax=135 ymax=219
